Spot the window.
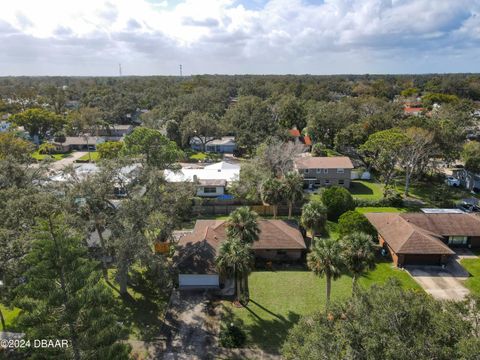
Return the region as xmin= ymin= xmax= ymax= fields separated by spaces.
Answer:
xmin=324 ymin=179 xmax=330 ymax=185
xmin=277 ymin=250 xmax=287 ymax=256
xmin=337 ymin=168 xmax=344 ymax=174
xmin=338 ymin=179 xmax=344 ymax=185
xmin=305 ymin=169 xmax=309 ymax=174
xmin=316 ymin=168 xmax=321 ymax=174
xmin=448 ymin=236 xmax=468 ymax=246
xmin=323 ymin=169 xmax=329 ymax=174
xmin=203 ymin=187 xmax=217 ymax=193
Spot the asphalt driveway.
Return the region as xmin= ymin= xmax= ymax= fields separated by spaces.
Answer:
xmin=406 ymin=265 xmax=470 ymax=301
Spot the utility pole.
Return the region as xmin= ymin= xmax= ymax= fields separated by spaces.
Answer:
xmin=119 ymin=63 xmax=122 ymax=76
xmin=179 ymin=64 xmax=183 ymax=77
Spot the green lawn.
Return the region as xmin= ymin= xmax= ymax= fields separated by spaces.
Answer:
xmin=78 ymin=151 xmax=100 ymax=162
xmin=356 ymin=206 xmax=408 ymax=214
xmin=186 ymin=151 xmax=222 ymax=162
xmin=393 ymin=177 xmax=478 ymax=206
xmin=0 ymin=304 xmax=20 ymax=331
xmin=31 ymin=151 xmax=72 ymax=161
xmin=349 ymin=180 xmax=384 ymax=200
xmin=224 ymin=264 xmax=421 ymax=353
xmin=460 ymin=258 xmax=480 ymax=296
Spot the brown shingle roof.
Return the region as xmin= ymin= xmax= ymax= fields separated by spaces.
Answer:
xmin=179 ymin=219 xmax=306 ymax=250
xmin=364 ymin=213 xmax=480 ymax=255
xmin=176 ymin=220 xmax=306 ymax=274
xmin=294 ymin=156 xmax=354 ymax=169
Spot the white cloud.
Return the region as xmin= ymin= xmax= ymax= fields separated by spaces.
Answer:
xmin=0 ymin=0 xmax=479 ymax=75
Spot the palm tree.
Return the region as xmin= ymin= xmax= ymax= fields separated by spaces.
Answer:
xmin=307 ymin=238 xmax=344 ymax=307
xmin=216 ymin=237 xmax=254 ymax=304
xmin=300 ymin=201 xmax=327 ymax=241
xmin=261 ymin=177 xmax=284 ymax=218
xmin=341 ymin=232 xmax=376 ymax=294
xmin=226 ymin=206 xmax=260 ymax=245
xmin=282 ymin=172 xmax=304 ymax=219
xmin=226 ymin=206 xmax=259 ymax=302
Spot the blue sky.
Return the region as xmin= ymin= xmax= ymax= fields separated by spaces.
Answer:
xmin=0 ymin=0 xmax=479 ymax=76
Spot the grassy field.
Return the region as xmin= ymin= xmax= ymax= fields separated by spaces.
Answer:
xmin=78 ymin=151 xmax=100 ymax=162
xmin=460 ymin=258 xmax=480 ymax=296
xmin=349 ymin=180 xmax=384 ymax=200
xmin=224 ymin=264 xmax=421 ymax=353
xmin=0 ymin=304 xmax=20 ymax=331
xmin=31 ymin=151 xmax=71 ymax=161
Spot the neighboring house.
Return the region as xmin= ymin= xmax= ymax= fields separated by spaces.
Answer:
xmin=95 ymin=124 xmax=134 ymax=137
xmin=53 ymin=136 xmax=105 ymax=152
xmin=164 ymin=161 xmax=240 ymax=198
xmin=288 ymin=128 xmax=312 ymax=150
xmin=294 ymin=156 xmax=354 ymax=189
xmin=190 ymin=136 xmax=237 ymax=153
xmin=453 ymin=168 xmax=480 ymax=193
xmin=0 ymin=121 xmax=11 ymax=132
xmin=404 ymin=107 xmax=425 ymax=116
xmin=49 ymin=163 xmax=140 ymax=196
xmin=366 ymin=212 xmax=480 ymax=267
xmin=196 ymin=179 xmax=227 ymax=197
xmin=176 ymin=219 xmax=306 ymax=289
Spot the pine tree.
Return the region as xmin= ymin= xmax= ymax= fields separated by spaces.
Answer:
xmin=15 ymin=216 xmax=131 ymax=359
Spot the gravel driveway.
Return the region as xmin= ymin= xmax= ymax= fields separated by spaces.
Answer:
xmin=162 ymin=291 xmax=219 ymax=360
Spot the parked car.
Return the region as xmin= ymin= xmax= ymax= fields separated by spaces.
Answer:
xmin=445 ymin=176 xmax=461 ymax=187
xmin=457 ymin=202 xmax=480 ymax=213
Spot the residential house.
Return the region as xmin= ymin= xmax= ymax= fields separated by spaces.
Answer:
xmin=0 ymin=121 xmax=10 ymax=132
xmin=404 ymin=107 xmax=425 ymax=116
xmin=453 ymin=168 xmax=480 ymax=193
xmin=53 ymin=136 xmax=105 ymax=152
xmin=190 ymin=136 xmax=237 ymax=153
xmin=95 ymin=124 xmax=134 ymax=138
xmin=365 ymin=212 xmax=480 ymax=267
xmin=164 ymin=161 xmax=240 ymax=198
xmin=176 ymin=219 xmax=306 ymax=288
xmin=294 ymin=156 xmax=354 ymax=189
xmin=288 ymin=128 xmax=312 ymax=151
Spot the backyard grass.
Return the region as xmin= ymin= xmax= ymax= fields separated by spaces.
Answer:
xmin=31 ymin=151 xmax=71 ymax=161
xmin=460 ymin=258 xmax=480 ymax=296
xmin=393 ymin=177 xmax=478 ymax=206
xmin=224 ymin=264 xmax=421 ymax=353
xmin=185 ymin=150 xmax=222 ymax=162
xmin=78 ymin=151 xmax=100 ymax=162
xmin=349 ymin=180 xmax=384 ymax=200
xmin=0 ymin=304 xmax=20 ymax=331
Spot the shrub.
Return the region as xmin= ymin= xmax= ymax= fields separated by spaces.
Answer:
xmin=219 ymin=323 xmax=246 ymax=348
xmin=321 ymin=186 xmax=355 ymax=220
xmin=338 ymin=211 xmax=377 ymax=238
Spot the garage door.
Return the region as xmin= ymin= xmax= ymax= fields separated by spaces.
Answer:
xmin=178 ymin=274 xmax=219 ymax=288
xmin=404 ymin=254 xmax=442 ymax=265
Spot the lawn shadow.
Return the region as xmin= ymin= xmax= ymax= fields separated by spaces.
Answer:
xmin=226 ymin=299 xmax=301 ymax=355
xmin=350 ymin=182 xmax=374 ymax=196
xmin=107 ymin=273 xmax=170 ymax=342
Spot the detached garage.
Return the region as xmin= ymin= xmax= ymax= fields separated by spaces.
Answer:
xmin=175 ymin=237 xmax=220 ymax=290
